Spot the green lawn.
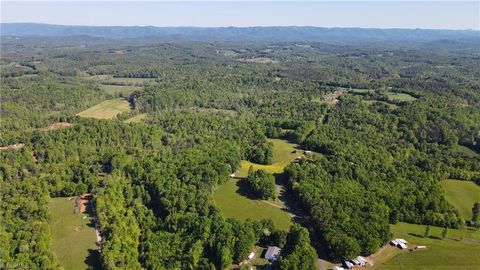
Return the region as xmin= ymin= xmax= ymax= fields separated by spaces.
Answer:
xmin=373 ymin=222 xmax=480 ymax=270
xmin=386 ymin=92 xmax=417 ymax=102
xmin=440 ymin=179 xmax=480 ymax=220
xmin=213 ymin=179 xmax=292 ymax=231
xmin=77 ymin=98 xmax=132 ymax=119
xmin=213 ymin=138 xmax=301 ymax=231
xmin=49 ymin=197 xmax=99 ymax=270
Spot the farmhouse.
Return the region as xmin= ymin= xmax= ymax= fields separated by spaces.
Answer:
xmin=264 ymin=246 xmax=281 ymax=261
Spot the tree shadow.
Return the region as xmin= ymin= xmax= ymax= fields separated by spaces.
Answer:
xmin=408 ymin=233 xmax=424 ymax=238
xmin=236 ymin=178 xmax=261 ymax=200
xmin=84 ymin=249 xmax=101 ymax=270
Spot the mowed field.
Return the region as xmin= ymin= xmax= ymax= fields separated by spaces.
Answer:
xmin=213 ymin=138 xmax=302 ymax=231
xmin=49 ymin=197 xmax=99 ymax=270
xmin=440 ymin=179 xmax=480 ymax=220
xmin=77 ymin=98 xmax=131 ymax=119
xmin=236 ymin=138 xmax=303 ymax=177
xmin=373 ymin=222 xmax=480 ymax=270
xmin=386 ymin=92 xmax=417 ymax=102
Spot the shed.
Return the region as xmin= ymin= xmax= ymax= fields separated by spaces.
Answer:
xmin=264 ymin=246 xmax=281 ymax=261
xmin=333 ymin=266 xmax=345 ymax=270
xmin=248 ymin=252 xmax=255 ymax=260
xmin=356 ymin=256 xmax=367 ymax=266
xmin=397 ymin=242 xmax=408 ymax=249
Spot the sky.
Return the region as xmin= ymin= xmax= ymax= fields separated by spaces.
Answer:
xmin=1 ymin=1 xmax=479 ymax=30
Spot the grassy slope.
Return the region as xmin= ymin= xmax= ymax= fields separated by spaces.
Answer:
xmin=213 ymin=138 xmax=301 ymax=231
xmin=49 ymin=197 xmax=98 ymax=270
xmin=77 ymin=98 xmax=131 ymax=119
xmin=373 ymin=222 xmax=480 ymax=270
xmin=440 ymin=180 xmax=480 ymax=220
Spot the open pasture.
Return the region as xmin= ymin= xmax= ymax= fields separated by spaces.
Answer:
xmin=49 ymin=197 xmax=99 ymax=270
xmin=372 ymin=222 xmax=480 ymax=270
xmin=440 ymin=179 xmax=480 ymax=220
xmin=77 ymin=98 xmax=131 ymax=119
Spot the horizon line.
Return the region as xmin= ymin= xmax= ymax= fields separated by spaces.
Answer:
xmin=2 ymin=22 xmax=479 ymax=31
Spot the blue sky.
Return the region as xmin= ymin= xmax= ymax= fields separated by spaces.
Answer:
xmin=1 ymin=1 xmax=479 ymax=30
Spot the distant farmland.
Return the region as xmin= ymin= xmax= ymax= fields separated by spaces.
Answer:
xmin=77 ymin=98 xmax=131 ymax=119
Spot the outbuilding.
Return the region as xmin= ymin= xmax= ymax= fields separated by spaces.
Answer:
xmin=264 ymin=246 xmax=281 ymax=261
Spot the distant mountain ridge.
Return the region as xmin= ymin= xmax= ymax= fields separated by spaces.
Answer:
xmin=1 ymin=23 xmax=479 ymax=42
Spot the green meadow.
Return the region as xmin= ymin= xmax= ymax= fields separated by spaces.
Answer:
xmin=373 ymin=222 xmax=480 ymax=270
xmin=101 ymin=84 xmax=143 ymax=96
xmin=77 ymin=98 xmax=131 ymax=119
xmin=213 ymin=138 xmax=302 ymax=231
xmin=386 ymin=92 xmax=417 ymax=102
xmin=49 ymin=197 xmax=99 ymax=270
xmin=440 ymin=179 xmax=480 ymax=220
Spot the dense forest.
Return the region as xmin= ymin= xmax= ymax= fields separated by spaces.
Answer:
xmin=1 ymin=34 xmax=479 ymax=269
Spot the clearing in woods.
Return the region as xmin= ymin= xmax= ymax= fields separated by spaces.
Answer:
xmin=124 ymin=113 xmax=148 ymax=123
xmin=385 ymin=91 xmax=417 ymax=102
xmin=101 ymin=85 xmax=143 ymax=96
xmin=49 ymin=196 xmax=100 ymax=270
xmin=440 ymin=179 xmax=480 ymax=220
xmin=213 ymin=138 xmax=303 ymax=231
xmin=77 ymin=98 xmax=132 ymax=119
xmin=371 ymin=222 xmax=480 ymax=270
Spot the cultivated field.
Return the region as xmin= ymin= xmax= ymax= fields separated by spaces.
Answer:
xmin=77 ymin=98 xmax=131 ymax=119
xmin=372 ymin=222 xmax=480 ymax=270
xmin=440 ymin=179 xmax=480 ymax=220
xmin=213 ymin=138 xmax=301 ymax=231
xmin=49 ymin=197 xmax=99 ymax=270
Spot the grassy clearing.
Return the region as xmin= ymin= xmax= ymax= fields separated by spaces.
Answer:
xmin=77 ymin=98 xmax=131 ymax=119
xmin=49 ymin=197 xmax=99 ymax=270
xmin=440 ymin=179 xmax=480 ymax=220
xmin=373 ymin=222 xmax=480 ymax=270
xmin=456 ymin=145 xmax=479 ymax=157
xmin=362 ymin=99 xmax=399 ymax=109
xmin=386 ymin=92 xmax=417 ymax=102
xmin=124 ymin=113 xmax=148 ymax=123
xmin=236 ymin=138 xmax=303 ymax=177
xmin=101 ymin=85 xmax=143 ymax=96
xmin=213 ymin=179 xmax=292 ymax=231
xmin=213 ymin=138 xmax=301 ymax=231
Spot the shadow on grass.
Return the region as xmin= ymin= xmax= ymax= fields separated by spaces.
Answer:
xmin=85 ymin=249 xmax=101 ymax=270
xmin=236 ymin=178 xmax=262 ymax=200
